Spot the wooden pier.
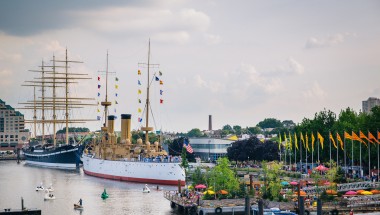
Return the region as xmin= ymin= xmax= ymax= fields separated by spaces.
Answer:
xmin=163 ymin=190 xmax=258 ymax=215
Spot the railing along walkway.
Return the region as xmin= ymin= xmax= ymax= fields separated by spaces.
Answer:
xmin=302 ymin=182 xmax=380 ymax=195
xmin=346 ymin=194 xmax=380 ymax=207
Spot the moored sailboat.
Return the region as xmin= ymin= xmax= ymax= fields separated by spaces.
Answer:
xmin=82 ymin=43 xmax=186 ymax=185
xmin=20 ymin=49 xmax=95 ymax=169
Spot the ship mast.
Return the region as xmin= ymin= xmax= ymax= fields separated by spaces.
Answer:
xmin=100 ymin=51 xmax=112 ymax=132
xmin=139 ymin=40 xmax=159 ymax=144
xmin=19 ymin=49 xmax=96 ymax=146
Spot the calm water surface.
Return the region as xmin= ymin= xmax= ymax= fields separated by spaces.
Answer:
xmin=0 ymin=160 xmax=183 ymax=215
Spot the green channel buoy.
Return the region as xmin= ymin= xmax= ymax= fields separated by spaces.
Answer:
xmin=101 ymin=188 xmax=109 ymax=199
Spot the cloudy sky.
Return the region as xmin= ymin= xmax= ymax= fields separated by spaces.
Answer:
xmin=0 ymin=0 xmax=379 ymax=134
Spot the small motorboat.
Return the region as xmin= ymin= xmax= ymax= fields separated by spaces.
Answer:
xmin=143 ymin=184 xmax=150 ymax=193
xmin=46 ymin=184 xmax=54 ymax=192
xmin=36 ymin=184 xmax=44 ymax=191
xmin=101 ymin=188 xmax=109 ymax=199
xmin=44 ymin=193 xmax=56 ymax=200
xmin=74 ymin=204 xmax=83 ymax=210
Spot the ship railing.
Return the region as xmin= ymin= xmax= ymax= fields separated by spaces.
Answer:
xmin=163 ymin=191 xmax=198 ymax=207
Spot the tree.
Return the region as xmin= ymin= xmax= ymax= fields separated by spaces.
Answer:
xmin=181 ymin=147 xmax=189 ymax=168
xmin=187 ymin=128 xmax=203 ymax=137
xmin=247 ymin=126 xmax=262 ymax=135
xmin=257 ymin=118 xmax=283 ymax=129
xmin=227 ymin=137 xmax=280 ymax=162
xmin=167 ymin=137 xmax=195 ymax=162
xmin=262 ymin=161 xmax=283 ymax=200
xmin=206 ymin=157 xmax=239 ymax=193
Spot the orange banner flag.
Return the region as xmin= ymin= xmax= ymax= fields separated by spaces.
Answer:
xmin=344 ymin=131 xmax=352 ymax=139
xmin=368 ymin=131 xmax=380 ymax=144
xmin=360 ymin=131 xmax=374 ymax=144
xmin=352 ymin=131 xmax=367 ymax=146
xmin=337 ymin=133 xmax=344 ymax=150
xmin=330 ymin=132 xmax=337 ymax=149
xmin=317 ymin=132 xmax=324 ymax=149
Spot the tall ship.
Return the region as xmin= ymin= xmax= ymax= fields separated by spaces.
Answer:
xmin=82 ymin=43 xmax=186 ymax=185
xmin=20 ymin=49 xmax=95 ymax=169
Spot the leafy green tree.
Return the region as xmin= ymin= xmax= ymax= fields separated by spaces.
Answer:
xmin=187 ymin=128 xmax=203 ymax=137
xmin=247 ymin=126 xmax=262 ymax=135
xmin=206 ymin=157 xmax=239 ymax=192
xmin=191 ymin=167 xmax=206 ymax=185
xmin=227 ymin=137 xmax=279 ymax=162
xmin=261 ymin=161 xmax=283 ymax=200
xmin=167 ymin=137 xmax=195 ymax=162
xmin=181 ymin=147 xmax=189 ymax=168
xmin=257 ymin=118 xmax=283 ymax=129
xmin=233 ymin=125 xmax=242 ymax=135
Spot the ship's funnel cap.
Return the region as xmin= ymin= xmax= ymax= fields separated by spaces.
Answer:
xmin=108 ymin=115 xmax=116 ymax=120
xmin=121 ymin=114 xmax=131 ymax=119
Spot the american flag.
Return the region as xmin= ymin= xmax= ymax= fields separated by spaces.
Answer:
xmin=183 ymin=139 xmax=193 ymax=153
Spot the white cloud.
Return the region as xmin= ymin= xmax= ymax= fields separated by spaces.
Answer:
xmin=45 ymin=40 xmax=66 ymax=54
xmin=194 ymin=74 xmax=224 ymax=93
xmin=0 ymin=69 xmax=13 ymax=87
xmin=204 ymin=33 xmax=222 ymax=45
xmin=0 ymin=50 xmax=22 ymax=62
xmin=305 ymin=33 xmax=356 ymax=49
xmin=72 ymin=7 xmax=210 ymax=43
xmin=153 ymin=31 xmax=190 ymax=44
xmin=302 ymin=82 xmax=326 ymax=100
xmin=288 ymin=57 xmax=304 ymax=75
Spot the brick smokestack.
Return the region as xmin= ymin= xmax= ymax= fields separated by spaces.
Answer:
xmin=209 ymin=115 xmax=212 ymax=131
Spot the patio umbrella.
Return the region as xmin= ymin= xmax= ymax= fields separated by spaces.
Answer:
xmin=281 ymin=181 xmax=289 ymax=186
xmin=294 ymin=191 xmax=306 ymax=196
xmin=219 ymin=190 xmax=228 ymax=195
xmin=324 ymin=181 xmax=330 ymax=186
xmin=371 ymin=190 xmax=380 ymax=194
xmin=345 ymin=191 xmax=357 ymax=195
xmin=361 ymin=191 xmax=373 ymax=195
xmin=195 ymin=184 xmax=207 ymax=189
xmin=316 ymin=165 xmax=329 ymax=171
xmin=356 ymin=190 xmax=365 ymax=194
xmin=203 ymin=190 xmax=215 ymax=195
xmin=290 ymin=181 xmax=298 ymax=186
xmin=326 ymin=190 xmax=337 ymax=195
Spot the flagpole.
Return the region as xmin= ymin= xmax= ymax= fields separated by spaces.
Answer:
xmin=329 ymin=131 xmax=332 ymax=167
xmin=318 ymin=137 xmax=320 ymax=164
xmin=300 ymin=133 xmax=303 ymax=173
xmin=336 ymin=135 xmax=338 ymax=167
xmin=368 ymin=133 xmax=370 ymax=178
xmin=344 ymin=132 xmax=347 ymax=175
xmin=351 ymin=137 xmax=354 ymax=176
xmin=360 ymin=137 xmax=362 ymax=178
xmin=312 ymin=134 xmax=314 ymax=171
xmin=294 ymin=134 xmax=297 ymax=172
xmin=378 ymin=129 xmax=379 ymax=182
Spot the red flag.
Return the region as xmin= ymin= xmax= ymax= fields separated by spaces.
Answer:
xmin=160 ymin=99 xmax=163 ymax=104
xmin=98 ymin=76 xmax=100 ymax=81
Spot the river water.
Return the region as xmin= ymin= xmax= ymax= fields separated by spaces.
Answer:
xmin=0 ymin=160 xmax=182 ymax=215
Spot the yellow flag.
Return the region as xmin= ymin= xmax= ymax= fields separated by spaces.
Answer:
xmin=305 ymin=133 xmax=309 ymax=151
xmin=115 ymin=84 xmax=119 ymax=89
xmin=311 ymin=133 xmax=315 ymax=151
xmin=300 ymin=132 xmax=305 ymax=147
xmin=138 ymin=70 xmax=141 ymax=75
xmin=337 ymin=133 xmax=344 ymax=150
xmin=279 ymin=133 xmax=282 ymax=150
xmin=138 ymin=89 xmax=142 ymax=94
xmin=294 ymin=133 xmax=298 ymax=150
xmin=288 ymin=132 xmax=292 ymax=150
xmin=138 ymin=108 xmax=142 ymax=113
xmin=317 ymin=132 xmax=324 ymax=149
xmin=330 ymin=132 xmax=337 ymax=149
xmin=284 ymin=132 xmax=288 ymax=149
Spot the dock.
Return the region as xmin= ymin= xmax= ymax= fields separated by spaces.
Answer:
xmin=163 ymin=190 xmax=258 ymax=215
xmin=1 ymin=197 xmax=41 ymax=215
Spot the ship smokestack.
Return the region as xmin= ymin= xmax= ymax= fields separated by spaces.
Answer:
xmin=108 ymin=115 xmax=115 ymax=133
xmin=209 ymin=115 xmax=212 ymax=131
xmin=121 ymin=114 xmax=132 ymax=141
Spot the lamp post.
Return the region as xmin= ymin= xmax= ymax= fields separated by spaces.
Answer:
xmin=248 ymin=156 xmax=250 ymax=174
xmin=208 ymin=139 xmax=211 ymax=162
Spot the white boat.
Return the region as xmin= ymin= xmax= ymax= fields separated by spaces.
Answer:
xmin=44 ymin=193 xmax=56 ymax=200
xmin=82 ymin=46 xmax=186 ymax=186
xmin=46 ymin=184 xmax=54 ymax=192
xmin=143 ymin=184 xmax=151 ymax=193
xmin=36 ymin=183 xmax=44 ymax=191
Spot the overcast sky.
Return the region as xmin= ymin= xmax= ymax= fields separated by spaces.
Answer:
xmin=0 ymin=0 xmax=379 ymax=134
